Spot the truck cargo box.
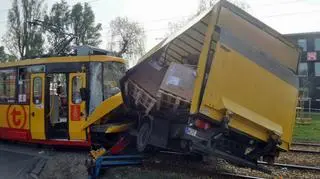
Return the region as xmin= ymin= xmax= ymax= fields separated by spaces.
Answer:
xmin=121 ymin=0 xmax=300 ymax=167
xmin=160 ymin=63 xmax=196 ymax=102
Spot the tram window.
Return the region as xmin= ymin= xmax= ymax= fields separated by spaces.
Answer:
xmin=33 ymin=77 xmax=42 ymax=104
xmin=103 ymin=62 xmax=126 ymax=99
xmin=28 ymin=65 xmax=45 ymax=73
xmin=18 ymin=68 xmax=30 ymax=103
xmin=89 ymin=62 xmax=102 ymax=114
xmin=72 ymin=76 xmax=82 ymax=104
xmin=0 ymin=69 xmax=16 ymax=103
xmin=17 ymin=65 xmax=45 ymax=104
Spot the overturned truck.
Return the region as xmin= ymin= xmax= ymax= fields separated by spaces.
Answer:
xmin=120 ymin=0 xmax=300 ymax=169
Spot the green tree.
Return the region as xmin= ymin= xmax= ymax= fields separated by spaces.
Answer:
xmin=108 ymin=16 xmax=145 ymax=63
xmin=70 ymin=2 xmax=102 ymax=46
xmin=3 ymin=0 xmax=45 ymax=59
xmin=0 ymin=46 xmax=17 ymax=63
xmin=42 ymin=1 xmax=101 ymax=54
xmin=44 ymin=0 xmax=71 ymax=54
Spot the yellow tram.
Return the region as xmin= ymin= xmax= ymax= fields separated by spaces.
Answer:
xmin=0 ymin=46 xmax=130 ymax=146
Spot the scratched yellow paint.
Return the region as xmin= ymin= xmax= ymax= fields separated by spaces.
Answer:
xmin=198 ymin=43 xmax=298 ymax=150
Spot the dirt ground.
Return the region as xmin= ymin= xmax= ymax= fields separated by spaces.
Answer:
xmin=40 ymin=151 xmax=88 ymax=179
xmin=39 ymin=150 xmax=320 ymax=179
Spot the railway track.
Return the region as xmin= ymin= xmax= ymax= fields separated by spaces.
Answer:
xmin=290 ymin=142 xmax=320 ymax=154
xmin=147 ymin=151 xmax=267 ymax=178
xmin=289 ymin=148 xmax=320 ymax=154
xmin=155 ymin=150 xmax=320 ymax=178
xmin=292 ymin=142 xmax=320 ymax=147
xmin=144 ymin=160 xmax=265 ymax=179
xmin=258 ymin=161 xmax=320 ymax=172
xmin=146 ymin=157 xmax=320 ymax=179
xmin=215 ymin=172 xmax=264 ymax=179
xmin=156 ymin=149 xmax=320 ymax=178
xmin=3 ymin=141 xmax=319 ymax=178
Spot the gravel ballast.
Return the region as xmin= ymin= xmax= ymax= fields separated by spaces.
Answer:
xmin=39 ymin=150 xmax=320 ymax=179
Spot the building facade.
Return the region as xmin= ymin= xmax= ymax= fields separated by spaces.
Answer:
xmin=284 ymin=32 xmax=320 ymax=109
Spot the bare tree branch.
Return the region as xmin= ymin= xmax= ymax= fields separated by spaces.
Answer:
xmin=167 ymin=0 xmax=250 ymax=34
xmin=108 ymin=16 xmax=145 ymax=63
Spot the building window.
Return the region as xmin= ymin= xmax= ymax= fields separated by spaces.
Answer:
xmin=0 ymin=69 xmax=16 ymax=103
xmin=307 ymin=52 xmax=317 ymax=61
xmin=298 ymin=63 xmax=308 ymax=76
xmin=315 ymin=38 xmax=320 ymax=51
xmin=298 ymin=39 xmax=307 ymax=51
xmin=72 ymin=76 xmax=82 ymax=104
xmin=299 ymin=87 xmax=309 ymax=100
xmin=315 ymin=62 xmax=320 ymax=76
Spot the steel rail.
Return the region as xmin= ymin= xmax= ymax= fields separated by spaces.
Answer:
xmin=292 ymin=142 xmax=320 ymax=147
xmin=153 ymin=151 xmax=266 ymax=178
xmin=145 ymin=161 xmax=265 ymax=179
xmin=289 ymin=149 xmax=320 ymax=154
xmin=258 ymin=161 xmax=320 ymax=171
xmin=290 ymin=142 xmax=320 ymax=154
xmin=216 ymin=172 xmax=265 ymax=179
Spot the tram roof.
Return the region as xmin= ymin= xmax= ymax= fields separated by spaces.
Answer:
xmin=0 ymin=55 xmax=125 ymax=68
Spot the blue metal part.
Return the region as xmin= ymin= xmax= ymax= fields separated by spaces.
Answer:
xmin=98 ymin=155 xmax=144 ymax=159
xmin=88 ymin=154 xmax=143 ymax=179
xmin=101 ymin=160 xmax=142 ymax=166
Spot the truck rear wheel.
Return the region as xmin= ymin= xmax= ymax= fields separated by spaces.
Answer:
xmin=137 ymin=122 xmax=151 ymax=152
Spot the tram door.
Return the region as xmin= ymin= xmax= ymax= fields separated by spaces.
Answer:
xmin=68 ymin=73 xmax=87 ymax=140
xmin=47 ymin=73 xmax=69 ymax=139
xmin=30 ymin=73 xmax=46 ymax=140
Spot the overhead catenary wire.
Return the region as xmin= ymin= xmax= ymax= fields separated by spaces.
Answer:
xmin=0 ymin=0 xmax=320 ymax=43
xmin=262 ymin=8 xmax=320 ymax=18
xmin=248 ymin=0 xmax=305 ymax=6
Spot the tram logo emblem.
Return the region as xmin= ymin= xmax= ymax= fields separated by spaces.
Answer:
xmin=6 ymin=105 xmax=27 ymax=129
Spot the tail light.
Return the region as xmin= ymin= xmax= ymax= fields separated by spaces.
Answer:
xmin=195 ymin=119 xmax=211 ymax=130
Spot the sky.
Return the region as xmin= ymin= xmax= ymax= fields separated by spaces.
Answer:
xmin=0 ymin=0 xmax=320 ymax=57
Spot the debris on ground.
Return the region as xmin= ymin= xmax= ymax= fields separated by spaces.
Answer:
xmin=39 ymin=150 xmax=320 ymax=179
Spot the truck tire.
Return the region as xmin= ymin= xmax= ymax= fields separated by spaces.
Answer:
xmin=137 ymin=122 xmax=151 ymax=152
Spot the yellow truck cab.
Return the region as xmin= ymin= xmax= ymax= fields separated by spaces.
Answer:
xmin=120 ymin=0 xmax=300 ymax=169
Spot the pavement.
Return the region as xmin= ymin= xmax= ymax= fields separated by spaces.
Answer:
xmin=0 ymin=142 xmax=51 ymax=179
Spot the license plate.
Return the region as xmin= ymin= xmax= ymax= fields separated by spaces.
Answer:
xmin=185 ymin=127 xmax=197 ymax=137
